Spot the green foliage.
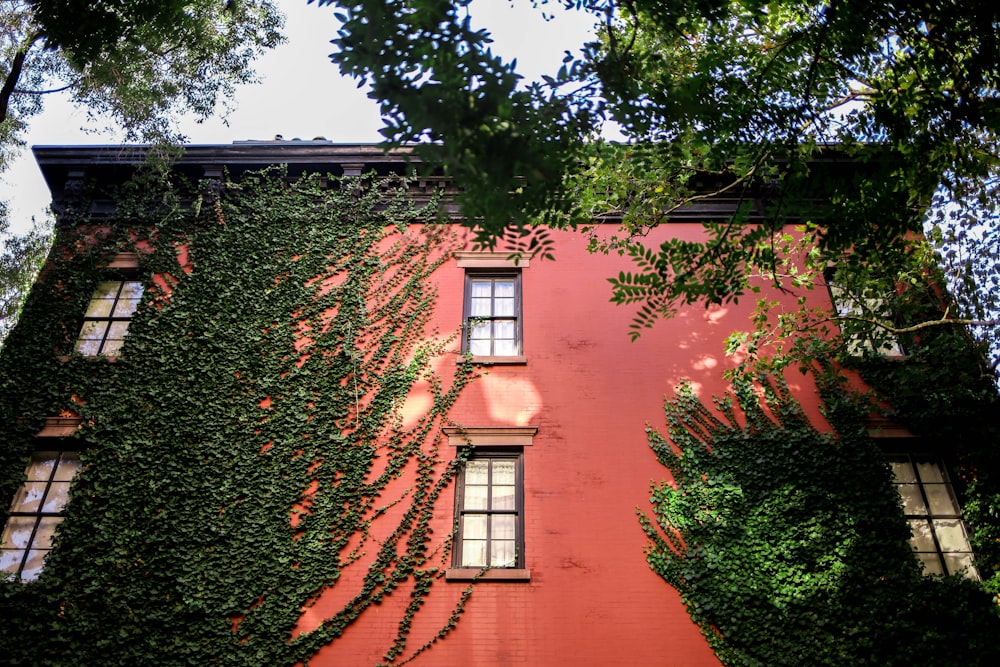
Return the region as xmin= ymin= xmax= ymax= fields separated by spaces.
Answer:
xmin=325 ymin=0 xmax=1000 ymax=350
xmin=642 ymin=377 xmax=1000 ymax=666
xmin=851 ymin=329 xmax=1000 ymax=593
xmin=0 ymin=167 xmax=477 ymax=665
xmin=0 ymin=209 xmax=50 ymax=345
xmin=2 ymin=1 xmax=283 ymax=152
xmin=320 ymin=0 xmax=597 ymax=247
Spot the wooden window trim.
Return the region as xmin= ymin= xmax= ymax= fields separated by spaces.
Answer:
xmin=461 ymin=270 xmax=524 ymax=361
xmin=881 ymin=445 xmax=979 ymax=580
xmin=74 ymin=279 xmax=144 ymax=358
xmin=446 ymin=427 xmax=535 ymax=582
xmin=445 ymin=567 xmax=531 ymax=581
xmin=451 ymin=450 xmax=526 ymax=571
xmin=104 ymin=252 xmax=142 ymax=271
xmin=1 ymin=448 xmax=82 ymax=582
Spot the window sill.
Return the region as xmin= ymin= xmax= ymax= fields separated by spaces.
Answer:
xmin=461 ymin=355 xmax=527 ymax=365
xmin=58 ymin=355 xmax=120 ymax=363
xmin=445 ymin=568 xmax=531 ymax=582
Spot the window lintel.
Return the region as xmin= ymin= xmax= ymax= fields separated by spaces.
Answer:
xmin=103 ymin=251 xmax=142 ymax=271
xmin=867 ymin=417 xmax=916 ymax=439
xmin=35 ymin=416 xmax=84 ymax=439
xmin=454 ymin=251 xmax=530 ymax=269
xmin=442 ymin=426 xmax=537 ymax=448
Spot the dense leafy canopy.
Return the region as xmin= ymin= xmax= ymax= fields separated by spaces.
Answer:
xmin=324 ymin=0 xmax=1000 ymax=370
xmin=7 ymin=0 xmax=283 ymax=144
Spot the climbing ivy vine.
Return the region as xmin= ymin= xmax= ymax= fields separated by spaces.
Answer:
xmin=642 ymin=372 xmax=1000 ymax=666
xmin=0 ymin=166 xmax=477 ymax=665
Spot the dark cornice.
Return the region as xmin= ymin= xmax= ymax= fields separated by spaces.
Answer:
xmin=31 ymin=142 xmax=437 ymax=225
xmin=33 ymin=142 xmax=417 ymax=193
xmin=32 ymin=141 xmax=885 ymax=227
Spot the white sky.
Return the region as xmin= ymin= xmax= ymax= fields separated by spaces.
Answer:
xmin=1 ymin=0 xmax=597 ymax=235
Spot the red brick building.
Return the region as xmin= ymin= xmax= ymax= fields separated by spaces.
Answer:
xmin=0 ymin=143 xmax=982 ymax=666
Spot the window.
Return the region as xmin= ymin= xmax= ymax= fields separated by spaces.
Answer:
xmin=454 ymin=452 xmax=524 ymax=569
xmin=463 ymin=273 xmax=522 ymax=358
xmin=75 ymin=280 xmax=143 ymax=356
xmin=889 ymin=455 xmax=979 ymax=579
xmin=827 ymin=278 xmax=904 ymax=357
xmin=1 ymin=451 xmax=82 ymax=582
xmin=443 ymin=426 xmax=534 ymax=581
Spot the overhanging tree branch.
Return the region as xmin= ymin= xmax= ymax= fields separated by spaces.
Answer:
xmin=0 ymin=32 xmax=41 ymax=124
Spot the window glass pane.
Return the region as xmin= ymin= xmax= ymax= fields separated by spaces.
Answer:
xmin=461 ymin=540 xmax=486 ymax=567
xmin=465 ymin=461 xmax=489 ymax=485
xmin=462 ymin=514 xmax=486 ymax=539
xmin=1 ymin=516 xmax=36 ymax=551
xmin=120 ymin=281 xmax=144 ymax=300
xmin=917 ymin=552 xmax=945 ymax=576
xmin=908 ymin=519 xmax=937 ymax=553
xmin=924 ymin=484 xmax=958 ymax=516
xmin=0 ymin=549 xmax=25 ymax=576
xmin=468 ymin=322 xmax=490 ymax=341
xmin=493 ymin=297 xmax=515 ymax=317
xmin=493 ymin=280 xmax=515 ymax=298
xmin=468 ymin=339 xmax=491 ymax=356
xmin=490 ymin=540 xmax=515 ymax=567
xmin=464 ymin=484 xmax=488 ymax=510
xmin=896 ymin=484 xmax=927 ymax=515
xmin=11 ymin=482 xmax=46 ymax=513
xmin=113 ymin=297 xmax=141 ymax=317
xmin=492 ymin=485 xmax=515 ymax=510
xmin=493 ymin=320 xmax=515 ymax=340
xmin=75 ymin=338 xmax=101 ymax=356
xmin=42 ymin=482 xmax=72 ymax=513
xmin=107 ymin=322 xmax=131 ymax=340
xmin=493 ymin=339 xmax=517 ymax=356
xmin=890 ymin=461 xmax=917 ymax=483
xmin=943 ymin=552 xmax=979 ymax=579
xmin=84 ymin=298 xmax=114 ymax=318
xmin=93 ymin=281 xmax=121 ymax=300
xmin=32 ymin=517 xmax=61 ymax=550
xmin=492 ymin=460 xmax=515 ymax=485
xmin=933 ymin=519 xmax=970 ymax=552
xmin=77 ymin=321 xmax=107 ymax=341
xmin=26 ymin=453 xmax=58 ymax=481
xmin=18 ymin=550 xmax=46 ymax=582
xmin=470 ymin=297 xmax=492 ymax=317
xmin=53 ymin=453 xmax=81 ymax=481
xmin=469 ymin=280 xmax=492 ymax=298
xmin=493 ymin=515 xmax=516 ymax=540
xmin=916 ymin=461 xmax=946 ymax=484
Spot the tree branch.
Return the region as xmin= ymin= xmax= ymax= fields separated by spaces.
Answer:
xmin=836 ymin=311 xmax=1000 ymax=334
xmin=12 ymin=80 xmax=80 ymax=96
xmin=0 ymin=34 xmax=42 ymax=124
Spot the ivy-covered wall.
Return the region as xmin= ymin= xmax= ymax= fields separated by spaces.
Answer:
xmin=640 ymin=251 xmax=1000 ymax=665
xmin=0 ymin=166 xmax=485 ymax=665
xmin=7 ymin=144 xmax=996 ymax=667
xmin=1 ymin=151 xmax=730 ymax=666
xmin=642 ymin=373 xmax=1000 ymax=666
